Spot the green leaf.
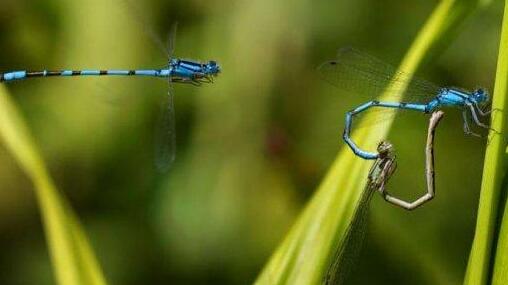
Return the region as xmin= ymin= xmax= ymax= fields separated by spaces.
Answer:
xmin=0 ymin=85 xmax=107 ymax=285
xmin=466 ymin=1 xmax=508 ymax=284
xmin=255 ymin=1 xmax=482 ymax=284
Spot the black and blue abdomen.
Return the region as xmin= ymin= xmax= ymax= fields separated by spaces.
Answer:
xmin=0 ymin=69 xmax=172 ymax=82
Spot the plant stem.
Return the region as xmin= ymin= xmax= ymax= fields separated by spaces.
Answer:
xmin=465 ymin=0 xmax=508 ymax=284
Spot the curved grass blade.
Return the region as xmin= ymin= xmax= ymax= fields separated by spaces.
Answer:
xmin=0 ymin=85 xmax=107 ymax=285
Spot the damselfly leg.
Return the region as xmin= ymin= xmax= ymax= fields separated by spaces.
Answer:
xmin=462 ymin=109 xmax=482 ymax=138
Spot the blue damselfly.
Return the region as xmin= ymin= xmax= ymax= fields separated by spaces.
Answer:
xmin=0 ymin=23 xmax=220 ymax=171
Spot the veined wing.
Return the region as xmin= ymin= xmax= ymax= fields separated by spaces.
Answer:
xmin=166 ymin=23 xmax=178 ymax=59
xmin=318 ymin=47 xmax=441 ymax=102
xmin=154 ymin=85 xmax=176 ymax=172
xmin=154 ymin=24 xmax=178 ymax=172
xmin=117 ymin=0 xmax=168 ymax=57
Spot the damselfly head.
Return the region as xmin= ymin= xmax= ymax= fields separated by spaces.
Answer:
xmin=377 ymin=141 xmax=394 ymax=158
xmin=204 ymin=60 xmax=220 ymax=76
xmin=169 ymin=58 xmax=179 ymax=66
xmin=472 ymin=88 xmax=489 ymax=104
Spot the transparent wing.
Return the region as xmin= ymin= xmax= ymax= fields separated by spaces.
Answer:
xmin=318 ymin=47 xmax=441 ymax=102
xmin=117 ymin=0 xmax=169 ymax=57
xmin=154 ymin=84 xmax=176 ymax=172
xmin=324 ymin=185 xmax=374 ymax=285
xmin=166 ymin=22 xmax=178 ymax=58
xmin=153 ymin=23 xmax=178 ymax=172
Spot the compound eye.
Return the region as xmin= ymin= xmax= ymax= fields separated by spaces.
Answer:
xmin=209 ymin=60 xmax=217 ymax=66
xmin=477 ymin=88 xmax=485 ymax=94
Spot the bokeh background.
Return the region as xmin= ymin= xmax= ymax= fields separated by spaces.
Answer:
xmin=0 ymin=0 xmax=504 ymax=284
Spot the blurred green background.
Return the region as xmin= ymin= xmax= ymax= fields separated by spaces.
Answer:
xmin=0 ymin=0 xmax=503 ymax=284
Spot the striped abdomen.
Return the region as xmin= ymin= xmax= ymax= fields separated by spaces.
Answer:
xmin=0 ymin=69 xmax=171 ymax=82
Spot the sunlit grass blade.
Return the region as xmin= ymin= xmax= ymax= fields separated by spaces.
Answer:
xmin=0 ymin=85 xmax=107 ymax=285
xmin=467 ymin=0 xmax=508 ymax=284
xmin=255 ymin=1 xmax=483 ymax=284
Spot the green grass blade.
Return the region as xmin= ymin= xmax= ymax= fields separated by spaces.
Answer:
xmin=0 ymin=85 xmax=107 ymax=285
xmin=255 ymin=1 xmax=481 ymax=284
xmin=466 ymin=1 xmax=508 ymax=284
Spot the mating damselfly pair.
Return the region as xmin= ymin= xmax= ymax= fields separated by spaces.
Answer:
xmin=318 ymin=48 xmax=492 ymax=209
xmin=319 ymin=47 xmax=492 ymax=160
xmin=0 ymin=23 xmax=221 ymax=172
